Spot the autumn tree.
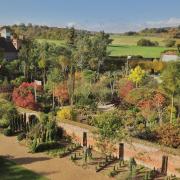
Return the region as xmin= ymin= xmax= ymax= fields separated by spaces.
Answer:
xmin=119 ymin=79 xmax=134 ymax=98
xmin=54 ymin=83 xmax=69 ymax=107
xmin=128 ymin=66 xmax=145 ymax=87
xmin=12 ymin=82 xmax=39 ymax=110
xmin=137 ymin=92 xmax=167 ymax=126
xmin=152 ymin=59 xmax=166 ymax=73
xmin=156 ymin=123 xmax=180 ymax=148
xmin=137 ymin=98 xmax=156 ymax=128
xmin=153 ymin=92 xmax=166 ymax=125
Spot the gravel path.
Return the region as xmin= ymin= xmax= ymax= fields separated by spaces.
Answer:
xmin=0 ymin=135 xmax=110 ymax=180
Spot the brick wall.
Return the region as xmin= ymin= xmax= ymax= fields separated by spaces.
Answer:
xmin=58 ymin=122 xmax=180 ymax=177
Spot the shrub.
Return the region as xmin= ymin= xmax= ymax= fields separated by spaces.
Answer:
xmin=28 ymin=115 xmax=59 ymax=147
xmin=17 ymin=132 xmax=26 ymax=141
xmin=33 ymin=142 xmax=61 ymax=152
xmin=165 ymin=39 xmax=176 ymax=47
xmin=12 ymin=82 xmax=41 ymax=110
xmin=54 ymin=83 xmax=69 ymax=106
xmin=0 ymin=118 xmax=9 ymax=128
xmin=3 ymin=128 xmax=13 ymax=136
xmin=57 ymin=107 xmax=77 ymax=121
xmin=11 ymin=76 xmax=26 ymax=87
xmin=92 ymin=110 xmax=125 ymax=141
xmin=0 ymin=100 xmax=18 ymax=127
xmin=135 ymin=129 xmax=157 ymax=141
xmin=137 ymin=39 xmax=159 ymax=47
xmin=108 ymin=167 xmax=118 ymax=177
xmin=119 ymin=79 xmax=134 ymax=98
xmin=155 ymin=123 xmax=180 ymax=148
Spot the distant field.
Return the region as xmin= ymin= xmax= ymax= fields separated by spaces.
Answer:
xmin=110 ymin=34 xmax=180 ymax=46
xmin=110 ymin=35 xmax=167 ymax=46
xmin=108 ymin=45 xmax=175 ymax=58
xmin=37 ymin=35 xmax=178 ymax=58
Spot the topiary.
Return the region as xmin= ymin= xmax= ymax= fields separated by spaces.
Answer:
xmin=3 ymin=128 xmax=13 ymax=136
xmin=17 ymin=132 xmax=26 ymax=141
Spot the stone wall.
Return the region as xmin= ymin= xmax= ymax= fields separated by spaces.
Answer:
xmin=58 ymin=122 xmax=180 ymax=177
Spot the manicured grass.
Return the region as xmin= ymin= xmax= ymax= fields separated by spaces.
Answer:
xmin=0 ymin=157 xmax=47 ymax=180
xmin=108 ymin=45 xmax=175 ymax=58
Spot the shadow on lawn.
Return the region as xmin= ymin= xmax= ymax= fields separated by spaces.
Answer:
xmin=2 ymin=155 xmax=51 ymax=165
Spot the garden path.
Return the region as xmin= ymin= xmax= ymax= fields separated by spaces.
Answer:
xmin=0 ymin=135 xmax=110 ymax=180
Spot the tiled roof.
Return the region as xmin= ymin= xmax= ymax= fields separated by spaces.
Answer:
xmin=0 ymin=37 xmax=17 ymax=52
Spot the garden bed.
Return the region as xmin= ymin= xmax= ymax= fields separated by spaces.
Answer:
xmin=44 ymin=144 xmax=169 ymax=179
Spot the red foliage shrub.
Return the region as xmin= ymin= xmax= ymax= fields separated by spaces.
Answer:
xmin=137 ymin=92 xmax=166 ymax=111
xmin=119 ymin=79 xmax=134 ymax=98
xmin=12 ymin=82 xmax=40 ymax=110
xmin=137 ymin=99 xmax=154 ymax=110
xmin=54 ymin=83 xmax=69 ymax=106
xmin=137 ymin=92 xmax=166 ymax=121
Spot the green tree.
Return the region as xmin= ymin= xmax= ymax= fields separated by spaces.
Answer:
xmin=92 ymin=110 xmax=126 ymax=155
xmin=161 ymin=62 xmax=180 ymax=123
xmin=46 ymin=68 xmax=64 ymax=110
xmin=18 ymin=39 xmax=33 ymax=79
xmin=90 ymin=31 xmax=112 ymax=79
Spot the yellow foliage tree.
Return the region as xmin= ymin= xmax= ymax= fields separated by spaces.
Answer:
xmin=152 ymin=59 xmax=166 ymax=73
xmin=57 ymin=107 xmax=77 ymax=121
xmin=128 ymin=66 xmax=145 ymax=88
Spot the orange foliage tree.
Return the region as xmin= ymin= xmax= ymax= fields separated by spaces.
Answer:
xmin=137 ymin=92 xmax=166 ymax=125
xmin=54 ymin=83 xmax=69 ymax=106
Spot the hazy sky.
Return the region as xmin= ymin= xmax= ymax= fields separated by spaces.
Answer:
xmin=1 ymin=0 xmax=180 ymax=32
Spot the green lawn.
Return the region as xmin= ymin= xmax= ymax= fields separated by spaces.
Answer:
xmin=0 ymin=157 xmax=47 ymax=180
xmin=108 ymin=45 xmax=175 ymax=58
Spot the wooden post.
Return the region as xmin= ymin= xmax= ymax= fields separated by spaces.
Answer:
xmin=119 ymin=143 xmax=124 ymax=160
xmin=83 ymin=132 xmax=87 ymax=147
xmin=161 ymin=155 xmax=168 ymax=175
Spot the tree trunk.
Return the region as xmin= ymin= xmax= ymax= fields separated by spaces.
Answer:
xmin=69 ymin=66 xmax=75 ymax=107
xmin=43 ymin=68 xmax=46 ymax=89
xmin=170 ymin=93 xmax=174 ymax=123
xmin=135 ymin=81 xmax=138 ymax=88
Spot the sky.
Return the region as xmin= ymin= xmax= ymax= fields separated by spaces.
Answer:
xmin=1 ymin=0 xmax=180 ymax=33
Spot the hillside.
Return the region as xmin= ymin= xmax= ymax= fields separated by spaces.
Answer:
xmin=9 ymin=24 xmax=180 ymax=58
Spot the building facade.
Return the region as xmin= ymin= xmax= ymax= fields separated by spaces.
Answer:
xmin=0 ymin=26 xmax=21 ymax=61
